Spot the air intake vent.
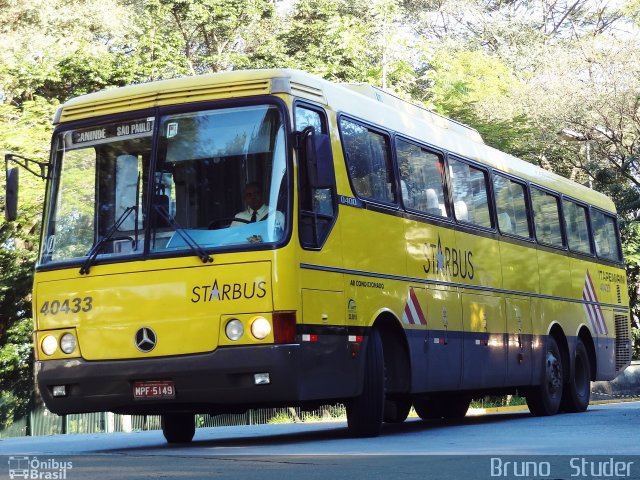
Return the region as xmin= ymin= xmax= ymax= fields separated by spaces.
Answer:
xmin=617 ymin=285 xmax=622 ymax=304
xmin=291 ymin=81 xmax=325 ymax=103
xmin=59 ymin=79 xmax=272 ymax=123
xmin=614 ymin=314 xmax=631 ymax=372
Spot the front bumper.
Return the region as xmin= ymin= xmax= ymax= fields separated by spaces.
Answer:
xmin=37 ymin=341 xmax=360 ymax=415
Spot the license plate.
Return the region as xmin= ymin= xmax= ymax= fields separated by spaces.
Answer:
xmin=133 ymin=380 xmax=176 ymax=400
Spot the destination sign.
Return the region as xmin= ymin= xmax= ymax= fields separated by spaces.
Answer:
xmin=66 ymin=118 xmax=154 ymax=148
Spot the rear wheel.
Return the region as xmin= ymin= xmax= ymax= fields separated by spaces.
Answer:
xmin=383 ymin=398 xmax=411 ymax=423
xmin=561 ymin=338 xmax=591 ymax=413
xmin=162 ymin=413 xmax=196 ymax=443
xmin=346 ymin=328 xmax=384 ymax=437
xmin=526 ymin=336 xmax=563 ymax=416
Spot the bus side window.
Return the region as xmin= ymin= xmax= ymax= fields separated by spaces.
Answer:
xmin=295 ymin=104 xmax=336 ymax=249
xmin=493 ymin=174 xmax=530 ymax=238
xmin=449 ymin=157 xmax=491 ymax=228
xmin=531 ymin=187 xmax=563 ymax=247
xmin=397 ymin=138 xmax=448 ymax=217
xmin=340 ymin=118 xmax=395 ymax=204
xmin=591 ymin=209 xmax=622 ymax=261
xmin=563 ymin=199 xmax=592 ymax=254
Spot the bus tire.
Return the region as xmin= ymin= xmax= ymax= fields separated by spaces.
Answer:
xmin=561 ymin=338 xmax=591 ymax=413
xmin=526 ymin=336 xmax=563 ymax=416
xmin=413 ymin=397 xmax=442 ymax=420
xmin=441 ymin=395 xmax=471 ymax=419
xmin=414 ymin=394 xmax=471 ymax=420
xmin=383 ymin=398 xmax=411 ymax=423
xmin=162 ymin=413 xmax=196 ymax=443
xmin=346 ymin=328 xmax=384 ymax=437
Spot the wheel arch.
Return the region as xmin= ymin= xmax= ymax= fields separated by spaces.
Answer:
xmin=577 ymin=325 xmax=597 ymax=381
xmin=372 ymin=311 xmax=411 ymax=394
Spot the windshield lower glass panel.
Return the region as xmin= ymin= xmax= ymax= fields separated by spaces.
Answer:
xmin=41 ymin=118 xmax=153 ymax=265
xmin=150 ymin=105 xmax=287 ymax=253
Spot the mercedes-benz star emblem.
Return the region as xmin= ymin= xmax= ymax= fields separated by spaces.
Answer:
xmin=135 ymin=327 xmax=157 ymax=352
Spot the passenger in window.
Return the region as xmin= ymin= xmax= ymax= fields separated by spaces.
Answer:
xmin=455 ymin=200 xmax=469 ymax=221
xmin=232 ymin=182 xmax=284 ymax=228
xmin=425 ymin=189 xmax=441 ymax=215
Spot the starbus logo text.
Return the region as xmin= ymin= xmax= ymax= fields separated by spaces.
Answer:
xmin=191 ymin=279 xmax=267 ymax=303
xmin=423 ymin=235 xmax=474 ymax=279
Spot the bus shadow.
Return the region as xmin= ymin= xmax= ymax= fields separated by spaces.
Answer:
xmin=96 ymin=410 xmax=541 ymax=453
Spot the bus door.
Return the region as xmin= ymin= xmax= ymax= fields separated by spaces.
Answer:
xmin=295 ymin=104 xmax=351 ymax=397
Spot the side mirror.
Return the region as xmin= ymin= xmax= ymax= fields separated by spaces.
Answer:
xmin=5 ymin=167 xmax=19 ymax=221
xmin=304 ymin=133 xmax=335 ymax=189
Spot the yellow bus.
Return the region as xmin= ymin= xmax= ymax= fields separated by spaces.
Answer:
xmin=12 ymin=69 xmax=631 ymax=443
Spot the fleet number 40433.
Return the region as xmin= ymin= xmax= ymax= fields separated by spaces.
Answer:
xmin=39 ymin=297 xmax=93 ymax=316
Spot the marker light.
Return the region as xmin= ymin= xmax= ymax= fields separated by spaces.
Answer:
xmin=60 ymin=333 xmax=77 ymax=354
xmin=251 ymin=317 xmax=271 ymax=340
xmin=273 ymin=311 xmax=296 ymax=344
xmin=52 ymin=385 xmax=67 ymax=397
xmin=42 ymin=335 xmax=58 ymax=356
xmin=225 ymin=319 xmax=244 ymax=341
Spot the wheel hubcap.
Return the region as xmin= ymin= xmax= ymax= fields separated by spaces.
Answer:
xmin=546 ymin=352 xmax=562 ymax=394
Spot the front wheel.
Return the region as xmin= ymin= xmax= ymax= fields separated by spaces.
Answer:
xmin=526 ymin=336 xmax=563 ymax=416
xmin=162 ymin=413 xmax=196 ymax=443
xmin=414 ymin=394 xmax=471 ymax=420
xmin=346 ymin=328 xmax=384 ymax=437
xmin=561 ymin=338 xmax=591 ymax=412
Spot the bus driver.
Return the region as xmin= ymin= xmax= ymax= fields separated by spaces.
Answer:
xmin=231 ymin=182 xmax=284 ymax=228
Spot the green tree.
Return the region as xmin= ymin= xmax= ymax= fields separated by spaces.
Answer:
xmin=0 ymin=98 xmax=55 ymax=428
xmin=121 ymin=0 xmax=277 ymax=79
xmin=0 ymin=0 xmax=129 ymax=104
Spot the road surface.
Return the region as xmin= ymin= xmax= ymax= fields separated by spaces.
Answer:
xmin=1 ymin=402 xmax=639 ymax=479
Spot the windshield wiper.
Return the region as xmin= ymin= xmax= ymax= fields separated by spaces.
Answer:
xmin=79 ymin=206 xmax=137 ymax=275
xmin=152 ymin=204 xmax=213 ymax=264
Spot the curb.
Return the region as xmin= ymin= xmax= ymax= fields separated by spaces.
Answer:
xmin=469 ymin=397 xmax=640 ymax=415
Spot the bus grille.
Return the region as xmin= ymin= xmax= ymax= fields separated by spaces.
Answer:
xmin=614 ymin=314 xmax=631 ymax=372
xmin=616 ymin=285 xmax=622 ymax=304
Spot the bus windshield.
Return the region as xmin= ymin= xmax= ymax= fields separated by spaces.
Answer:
xmin=40 ymin=104 xmax=288 ymax=266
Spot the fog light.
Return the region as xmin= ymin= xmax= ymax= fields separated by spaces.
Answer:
xmin=225 ymin=319 xmax=244 ymax=341
xmin=60 ymin=333 xmax=77 ymax=354
xmin=52 ymin=385 xmax=66 ymax=397
xmin=42 ymin=335 xmax=58 ymax=356
xmin=254 ymin=373 xmax=270 ymax=385
xmin=250 ymin=317 xmax=271 ymax=340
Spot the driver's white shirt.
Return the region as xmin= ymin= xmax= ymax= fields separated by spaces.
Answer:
xmin=231 ymin=204 xmax=284 ymax=227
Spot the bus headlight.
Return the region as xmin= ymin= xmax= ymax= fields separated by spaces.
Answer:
xmin=225 ymin=319 xmax=244 ymax=341
xmin=250 ymin=317 xmax=271 ymax=340
xmin=60 ymin=333 xmax=77 ymax=354
xmin=42 ymin=335 xmax=58 ymax=356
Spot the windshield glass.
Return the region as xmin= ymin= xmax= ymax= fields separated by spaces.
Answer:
xmin=39 ymin=104 xmax=288 ymax=267
xmin=41 ymin=117 xmax=153 ymax=265
xmin=150 ymin=105 xmax=287 ymax=253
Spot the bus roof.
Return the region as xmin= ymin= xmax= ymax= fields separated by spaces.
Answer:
xmin=54 ymin=68 xmax=616 ymax=213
